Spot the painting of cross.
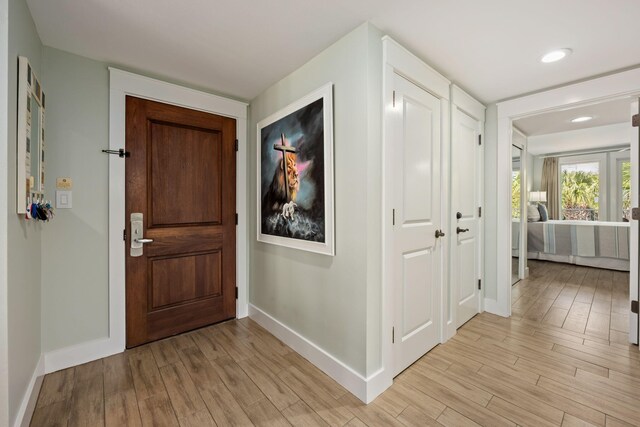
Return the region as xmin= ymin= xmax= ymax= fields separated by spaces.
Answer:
xmin=273 ymin=133 xmax=297 ymax=202
xmin=257 ymin=82 xmax=334 ymax=256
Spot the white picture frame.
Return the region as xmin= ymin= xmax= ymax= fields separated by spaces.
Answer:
xmin=256 ymin=82 xmax=335 ymax=256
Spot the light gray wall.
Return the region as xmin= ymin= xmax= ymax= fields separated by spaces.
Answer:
xmin=526 ymin=153 xmax=534 ymax=193
xmin=364 ymin=25 xmax=383 ymax=376
xmin=531 ymin=155 xmax=543 ymax=191
xmin=0 ymin=0 xmax=10 ymax=423
xmin=483 ymin=104 xmax=498 ymax=300
xmin=7 ymin=0 xmax=42 ymax=423
xmin=40 ymin=47 xmax=110 ymax=351
xmin=249 ymin=23 xmax=383 ymax=376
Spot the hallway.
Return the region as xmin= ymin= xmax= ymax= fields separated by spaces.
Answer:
xmin=31 ymin=261 xmax=639 ymax=426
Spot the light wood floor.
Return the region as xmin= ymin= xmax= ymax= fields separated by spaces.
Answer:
xmin=31 ymin=261 xmax=640 ymax=426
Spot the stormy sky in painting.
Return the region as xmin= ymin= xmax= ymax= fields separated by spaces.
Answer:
xmin=260 ymin=98 xmax=325 ymax=242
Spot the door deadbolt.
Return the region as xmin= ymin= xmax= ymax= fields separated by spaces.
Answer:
xmin=130 ymin=213 xmax=153 ymax=257
xmin=435 ymin=229 xmax=445 ymax=238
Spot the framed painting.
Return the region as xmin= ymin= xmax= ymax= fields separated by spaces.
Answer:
xmin=256 ymin=83 xmax=334 ymax=256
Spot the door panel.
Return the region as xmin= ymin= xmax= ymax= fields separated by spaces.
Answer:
xmin=150 ymin=122 xmax=222 ymax=226
xmin=126 ymin=96 xmax=236 ymax=348
xmin=150 ymin=252 xmax=222 ymax=309
xmin=402 ymin=249 xmax=434 ymax=336
xmin=403 ymin=101 xmax=433 ymax=222
xmin=457 ymin=240 xmax=476 ymax=302
xmin=452 ymin=107 xmax=482 ymax=328
xmin=392 ymin=73 xmax=442 ymax=376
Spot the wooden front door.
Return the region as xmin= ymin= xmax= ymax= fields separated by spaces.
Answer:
xmin=125 ymin=96 xmax=236 ymax=348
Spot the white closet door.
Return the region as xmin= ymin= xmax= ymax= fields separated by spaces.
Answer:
xmin=391 ymin=72 xmax=443 ymax=376
xmin=451 ymin=107 xmax=483 ymax=328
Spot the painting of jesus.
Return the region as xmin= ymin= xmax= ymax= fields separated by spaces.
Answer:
xmin=257 ymin=83 xmax=334 ymax=256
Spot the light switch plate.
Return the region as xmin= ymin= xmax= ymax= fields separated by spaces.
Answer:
xmin=56 ymin=190 xmax=72 ymax=209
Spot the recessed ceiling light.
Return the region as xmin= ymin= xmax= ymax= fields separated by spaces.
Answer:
xmin=541 ymin=48 xmax=572 ymax=63
xmin=571 ymin=116 xmax=593 ymax=123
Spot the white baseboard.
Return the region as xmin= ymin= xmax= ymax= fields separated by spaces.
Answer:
xmin=44 ymin=337 xmax=122 ymax=374
xmin=248 ymin=304 xmax=389 ymax=403
xmin=483 ymin=298 xmax=509 ymax=317
xmin=14 ymin=354 xmax=44 ymax=427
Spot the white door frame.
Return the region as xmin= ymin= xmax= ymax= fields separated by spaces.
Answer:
xmin=494 ymin=68 xmax=640 ymax=329
xmin=512 ymin=127 xmax=528 ymax=282
xmin=631 ymin=99 xmax=639 ymax=343
xmin=0 ymin=0 xmax=9 ymax=423
xmin=381 ymin=36 xmax=450 ymax=390
xmin=449 ymin=85 xmax=485 ymax=338
xmin=108 ymin=68 xmax=249 ymax=351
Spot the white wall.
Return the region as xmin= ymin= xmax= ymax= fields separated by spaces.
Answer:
xmin=364 ymin=26 xmax=383 ymax=375
xmin=0 ymin=0 xmax=10 ymax=423
xmin=527 ymin=123 xmax=629 ymax=155
xmin=531 ymin=155 xmax=543 ymax=191
xmin=249 ymin=23 xmax=383 ymax=377
xmin=40 ymin=47 xmax=110 ymax=351
xmin=7 ymin=0 xmax=43 ymax=424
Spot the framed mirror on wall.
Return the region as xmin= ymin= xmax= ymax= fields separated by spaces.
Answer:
xmin=17 ymin=56 xmax=46 ymax=215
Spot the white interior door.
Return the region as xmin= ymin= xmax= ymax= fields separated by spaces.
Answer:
xmin=630 ymin=99 xmax=639 ymax=344
xmin=391 ymin=73 xmax=442 ymax=376
xmin=452 ymin=108 xmax=482 ymax=328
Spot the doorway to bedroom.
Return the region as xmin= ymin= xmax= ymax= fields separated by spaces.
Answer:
xmin=509 ymin=98 xmax=635 ymax=343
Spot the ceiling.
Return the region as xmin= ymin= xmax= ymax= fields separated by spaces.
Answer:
xmin=26 ymin=0 xmax=640 ymax=102
xmin=514 ymin=97 xmax=634 ymax=136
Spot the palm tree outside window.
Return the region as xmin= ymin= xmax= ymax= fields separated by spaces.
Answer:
xmin=560 ymin=162 xmax=600 ymax=220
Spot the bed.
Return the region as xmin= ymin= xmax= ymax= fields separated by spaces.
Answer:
xmin=513 ymin=219 xmax=630 ymax=271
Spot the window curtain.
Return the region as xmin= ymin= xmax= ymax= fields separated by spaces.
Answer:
xmin=541 ymin=157 xmax=559 ymax=219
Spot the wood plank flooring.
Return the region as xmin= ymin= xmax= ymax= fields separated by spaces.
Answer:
xmin=31 ymin=261 xmax=639 ymax=426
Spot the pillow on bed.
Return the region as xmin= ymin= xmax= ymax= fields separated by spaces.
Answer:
xmin=538 ymin=204 xmax=548 ymax=222
xmin=527 ymin=205 xmax=541 ymax=222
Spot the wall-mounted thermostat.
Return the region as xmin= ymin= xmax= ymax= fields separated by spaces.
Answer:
xmin=56 ymin=177 xmax=73 ymax=189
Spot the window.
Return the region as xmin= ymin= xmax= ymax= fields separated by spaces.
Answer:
xmin=512 ymin=170 xmax=521 ymax=218
xmin=619 ymin=159 xmax=631 ymax=221
xmin=560 ymin=161 xmax=600 ymax=221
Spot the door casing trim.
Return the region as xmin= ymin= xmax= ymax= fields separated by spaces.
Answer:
xmin=108 ymin=69 xmax=248 ymax=354
xmin=381 ymin=36 xmax=451 ymax=398
xmin=495 ymin=68 xmax=640 ymax=345
xmin=449 ymin=85 xmax=485 ymax=338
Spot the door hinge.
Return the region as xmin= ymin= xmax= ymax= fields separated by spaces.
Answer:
xmin=478 ymin=134 xmax=482 ymax=146
xmin=123 ymin=229 xmax=127 ymax=241
xmin=632 ymin=114 xmax=639 ymax=127
xmin=478 ymin=207 xmax=482 ymax=218
xmin=392 ymin=326 xmax=395 ymax=344
xmin=392 ymin=209 xmax=395 ymax=225
xmin=392 ymin=90 xmax=396 ymax=108
xmin=235 ymin=286 xmax=238 ymax=299
xmin=632 ymin=300 xmax=639 ymax=314
xmin=235 ymin=213 xmax=238 ymax=225
xmin=234 ymin=139 xmax=239 ymax=152
xmin=478 ymin=279 xmax=482 ymax=290
xmin=632 ymin=207 xmax=640 ymax=221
